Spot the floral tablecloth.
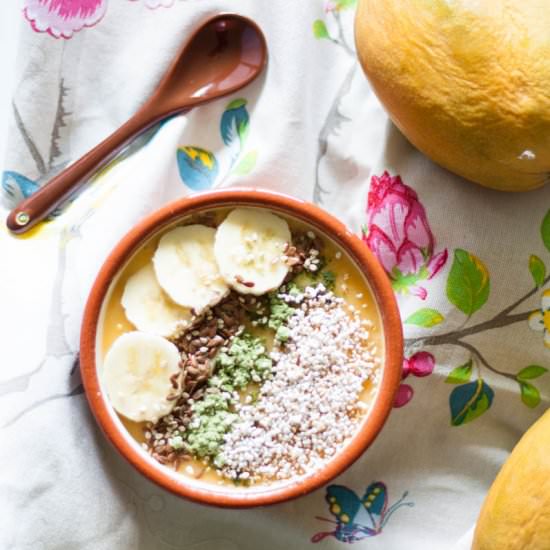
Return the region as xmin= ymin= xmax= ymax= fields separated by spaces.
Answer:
xmin=1 ymin=2 xmax=548 ymax=549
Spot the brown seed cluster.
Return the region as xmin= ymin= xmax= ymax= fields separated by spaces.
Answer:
xmin=283 ymin=231 xmax=325 ymax=277
xmin=143 ymin=294 xmax=247 ymax=468
xmin=235 ymin=274 xmax=255 ymax=288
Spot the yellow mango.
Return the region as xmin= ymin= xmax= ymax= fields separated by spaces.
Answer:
xmin=473 ymin=409 xmax=550 ymax=549
xmin=355 ymin=0 xmax=550 ymax=191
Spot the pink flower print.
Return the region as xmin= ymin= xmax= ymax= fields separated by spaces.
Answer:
xmin=363 ymin=171 xmax=448 ymax=300
xmin=394 ymin=384 xmax=414 ymax=408
xmin=24 ymin=0 xmax=108 ymax=39
xmin=394 ymin=351 xmax=435 ymax=408
xmin=23 ymin=0 xmax=178 ymax=39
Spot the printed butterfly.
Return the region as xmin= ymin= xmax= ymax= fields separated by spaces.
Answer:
xmin=311 ymin=482 xmax=413 ymax=544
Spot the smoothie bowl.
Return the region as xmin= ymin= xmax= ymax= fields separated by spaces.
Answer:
xmin=80 ymin=189 xmax=402 ymax=507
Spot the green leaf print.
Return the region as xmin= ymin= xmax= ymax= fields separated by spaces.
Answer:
xmin=404 ymin=308 xmax=444 ymax=328
xmin=449 ymin=379 xmax=494 ymax=426
xmin=445 ymin=361 xmax=473 ymax=384
xmin=529 ymin=255 xmax=546 ymax=287
xmin=237 ymin=118 xmax=250 ymax=144
xmin=313 ymin=20 xmax=330 ymax=39
xmin=517 ymin=365 xmax=548 ymax=380
xmin=333 ymin=0 xmax=358 ymax=9
xmin=519 ymin=381 xmax=541 ymax=408
xmin=391 ymin=266 xmax=428 ymax=294
xmin=541 ymin=209 xmax=550 ymax=253
xmin=226 ymin=98 xmax=247 ymax=111
xmin=232 ymin=151 xmax=258 ymax=176
xmin=446 ymin=249 xmax=490 ymax=316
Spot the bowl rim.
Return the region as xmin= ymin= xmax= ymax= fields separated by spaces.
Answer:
xmin=80 ymin=188 xmax=403 ymax=508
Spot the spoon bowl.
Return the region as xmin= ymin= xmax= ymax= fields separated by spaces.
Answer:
xmin=149 ymin=16 xmax=266 ymax=118
xmin=6 ymin=14 xmax=267 ymax=234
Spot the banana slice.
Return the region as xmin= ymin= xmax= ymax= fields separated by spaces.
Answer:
xmin=214 ymin=208 xmax=291 ymax=295
xmin=153 ymin=225 xmax=229 ymax=313
xmin=121 ymin=264 xmax=193 ymax=337
xmin=102 ymin=331 xmax=181 ymax=423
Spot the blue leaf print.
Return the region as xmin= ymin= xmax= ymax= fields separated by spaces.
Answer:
xmin=449 ymin=379 xmax=494 ymax=426
xmin=177 ymin=147 xmax=219 ymax=190
xmin=220 ymin=99 xmax=249 ymax=147
xmin=2 ymin=170 xmax=39 ymax=202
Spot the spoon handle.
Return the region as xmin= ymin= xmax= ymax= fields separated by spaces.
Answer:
xmin=6 ymin=109 xmax=163 ymax=234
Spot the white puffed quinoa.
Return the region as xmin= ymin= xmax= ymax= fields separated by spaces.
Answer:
xmin=217 ymin=284 xmax=380 ymax=482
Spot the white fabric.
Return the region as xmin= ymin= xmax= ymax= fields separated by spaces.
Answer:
xmin=2 ymin=2 xmax=549 ymax=549
xmin=0 ymin=2 xmax=20 ymax=164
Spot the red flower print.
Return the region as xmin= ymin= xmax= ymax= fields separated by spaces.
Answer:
xmin=394 ymin=351 xmax=435 ymax=408
xmin=363 ymin=171 xmax=448 ymax=300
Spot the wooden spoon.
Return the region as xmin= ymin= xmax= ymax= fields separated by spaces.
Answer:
xmin=6 ymin=14 xmax=267 ymax=234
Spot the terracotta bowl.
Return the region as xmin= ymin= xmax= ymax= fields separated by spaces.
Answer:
xmin=80 ymin=188 xmax=403 ymax=508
